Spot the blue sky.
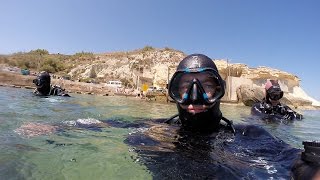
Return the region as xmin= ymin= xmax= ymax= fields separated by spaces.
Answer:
xmin=0 ymin=0 xmax=319 ymax=100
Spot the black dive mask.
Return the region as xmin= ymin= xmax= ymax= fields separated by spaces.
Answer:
xmin=169 ymin=68 xmax=225 ymax=105
xmin=33 ymin=78 xmax=46 ymax=87
xmin=267 ymin=88 xmax=283 ymax=101
xmin=33 ymin=71 xmax=51 ymax=88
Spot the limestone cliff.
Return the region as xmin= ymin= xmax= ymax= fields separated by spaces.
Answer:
xmin=68 ymin=48 xmax=184 ymax=88
xmin=67 ymin=48 xmax=319 ymax=107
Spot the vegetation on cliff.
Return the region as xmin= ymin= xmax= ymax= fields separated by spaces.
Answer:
xmin=0 ymin=49 xmax=96 ymax=74
xmin=0 ymin=46 xmax=184 ymax=86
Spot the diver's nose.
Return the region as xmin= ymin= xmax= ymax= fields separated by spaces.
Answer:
xmin=190 ymin=83 xmax=202 ymax=105
xmin=189 ymin=79 xmax=202 ymax=104
xmin=191 ymin=83 xmax=199 ymax=102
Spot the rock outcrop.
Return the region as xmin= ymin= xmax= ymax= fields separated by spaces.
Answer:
xmin=65 ymin=48 xmax=320 ymax=107
xmin=68 ymin=48 xmax=185 ymax=88
xmin=236 ymin=85 xmax=265 ymax=107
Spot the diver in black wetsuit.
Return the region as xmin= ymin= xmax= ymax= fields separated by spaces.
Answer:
xmin=124 ymin=54 xmax=301 ymax=179
xmin=166 ymin=53 xmax=233 ymax=132
xmin=33 ymin=71 xmax=70 ymax=96
xmin=251 ymin=79 xmax=303 ymax=121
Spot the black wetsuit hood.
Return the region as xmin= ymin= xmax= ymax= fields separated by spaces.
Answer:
xmin=170 ymin=54 xmax=225 ymax=132
xmin=33 ymin=71 xmax=51 ymax=96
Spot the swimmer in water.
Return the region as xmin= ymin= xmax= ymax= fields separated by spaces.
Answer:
xmin=251 ymin=79 xmax=303 ymax=121
xmin=33 ymin=71 xmax=70 ymax=97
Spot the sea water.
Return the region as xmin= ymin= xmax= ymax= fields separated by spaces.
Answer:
xmin=0 ymin=86 xmax=319 ymax=179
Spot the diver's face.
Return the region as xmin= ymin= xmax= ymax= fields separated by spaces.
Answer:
xmin=33 ymin=78 xmax=46 ymax=88
xmin=268 ymin=92 xmax=282 ymax=105
xmin=269 ymin=98 xmax=280 ymax=105
xmin=178 ymin=73 xmax=217 ymax=114
xmin=269 ymin=92 xmax=282 ymax=101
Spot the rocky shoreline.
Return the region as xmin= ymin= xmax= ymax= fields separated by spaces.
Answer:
xmin=0 ymin=71 xmax=170 ymax=102
xmin=1 ymin=70 xmax=319 ymax=110
xmin=0 ymin=71 xmax=119 ymax=96
xmin=2 ymin=48 xmax=320 ymax=110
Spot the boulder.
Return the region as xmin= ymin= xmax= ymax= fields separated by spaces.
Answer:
xmin=238 ymin=85 xmax=265 ymax=106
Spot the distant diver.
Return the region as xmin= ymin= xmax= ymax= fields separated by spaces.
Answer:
xmin=251 ymin=79 xmax=303 ymax=121
xmin=33 ymin=71 xmax=70 ymax=97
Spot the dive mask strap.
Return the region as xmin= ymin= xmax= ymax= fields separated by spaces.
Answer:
xmin=221 ymin=116 xmax=236 ymax=134
xmin=164 ymin=114 xmax=180 ymax=124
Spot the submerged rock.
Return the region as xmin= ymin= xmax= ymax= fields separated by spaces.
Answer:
xmin=14 ymin=122 xmax=57 ymax=138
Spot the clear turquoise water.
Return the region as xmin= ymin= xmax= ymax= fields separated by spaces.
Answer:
xmin=1 ymin=86 xmax=320 ymax=179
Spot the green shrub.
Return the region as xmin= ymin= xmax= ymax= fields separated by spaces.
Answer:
xmin=39 ymin=57 xmax=65 ymax=73
xmin=29 ymin=49 xmax=49 ymax=56
xmin=79 ymin=78 xmax=93 ymax=83
xmin=16 ymin=60 xmax=28 ymax=69
xmin=0 ymin=56 xmax=9 ymax=63
xmin=71 ymin=51 xmax=95 ymax=61
xmin=164 ymin=47 xmax=173 ymax=51
xmin=7 ymin=60 xmax=17 ymax=67
xmin=40 ymin=64 xmax=55 ymax=73
xmin=141 ymin=46 xmax=154 ymax=52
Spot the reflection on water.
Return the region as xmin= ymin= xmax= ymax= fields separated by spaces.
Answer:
xmin=0 ymin=86 xmax=320 ymax=179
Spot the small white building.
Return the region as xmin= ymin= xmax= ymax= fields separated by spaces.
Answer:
xmin=105 ymin=80 xmax=122 ymax=88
